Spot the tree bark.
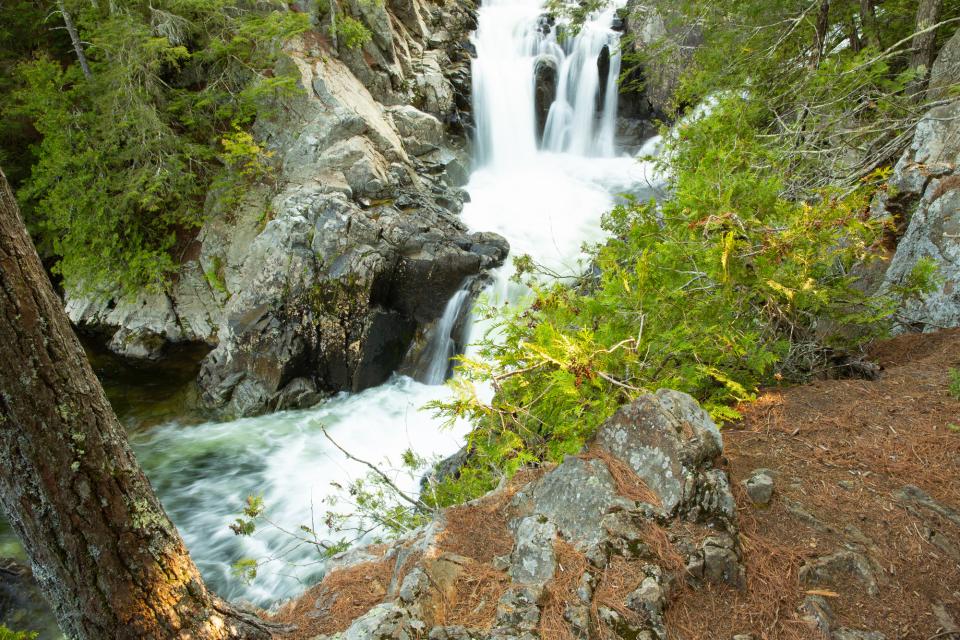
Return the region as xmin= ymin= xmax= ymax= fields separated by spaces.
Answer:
xmin=0 ymin=167 xmax=274 ymax=640
xmin=908 ymin=0 xmax=943 ymax=97
xmin=812 ymin=0 xmax=831 ymax=69
xmin=859 ymin=0 xmax=882 ymax=50
xmin=57 ymin=0 xmax=92 ymax=79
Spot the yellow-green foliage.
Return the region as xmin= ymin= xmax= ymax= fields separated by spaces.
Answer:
xmin=430 ymin=96 xmax=899 ymax=505
xmin=0 ymin=626 xmax=36 ymax=640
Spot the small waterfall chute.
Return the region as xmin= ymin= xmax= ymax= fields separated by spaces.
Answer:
xmin=417 ymin=287 xmax=473 ymax=385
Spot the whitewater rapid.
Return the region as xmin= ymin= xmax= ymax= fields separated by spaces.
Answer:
xmin=132 ymin=0 xmax=663 ymax=606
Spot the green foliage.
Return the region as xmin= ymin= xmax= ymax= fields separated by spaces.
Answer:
xmin=430 ymin=94 xmax=898 ymax=505
xmin=333 ymin=15 xmax=373 ymax=50
xmin=0 ymin=626 xmax=37 ymax=640
xmin=229 ymin=494 xmax=265 ymax=536
xmin=2 ymin=1 xmax=308 ymax=295
xmin=231 ymin=557 xmax=259 ymax=584
xmin=949 ymin=369 xmax=960 ymax=401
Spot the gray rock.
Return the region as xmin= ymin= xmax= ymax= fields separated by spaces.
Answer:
xmin=491 ymin=586 xmax=541 ymax=637
xmin=799 ymin=551 xmax=880 ymax=597
xmin=876 ymin=98 xmax=960 ymax=333
xmin=508 ymin=517 xmax=557 ymax=585
xmin=832 ymin=630 xmax=886 ymax=640
xmin=743 ymin=470 xmax=775 ymax=506
xmin=620 ymin=1 xmax=702 ymax=120
xmin=686 ymin=534 xmax=745 ymax=588
xmin=593 ymin=389 xmax=724 ymax=515
xmin=928 ymin=27 xmax=960 ymax=102
xmin=512 ymin=456 xmax=630 ymax=551
xmin=798 ymin=594 xmax=835 ymax=636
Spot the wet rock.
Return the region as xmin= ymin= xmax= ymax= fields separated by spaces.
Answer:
xmin=799 ymin=551 xmax=880 ymax=596
xmin=743 ymin=469 xmax=775 ymax=506
xmin=0 ymin=558 xmax=58 ymax=639
xmin=534 ymin=54 xmax=559 ymax=141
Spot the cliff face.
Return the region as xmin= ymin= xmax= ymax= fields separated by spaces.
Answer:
xmin=65 ymin=0 xmax=508 ymax=418
xmin=873 ymin=27 xmax=960 ymax=334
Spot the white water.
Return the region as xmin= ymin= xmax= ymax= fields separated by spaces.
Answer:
xmin=134 ymin=0 xmax=664 ymax=607
xmin=418 ymin=288 xmax=472 ymax=385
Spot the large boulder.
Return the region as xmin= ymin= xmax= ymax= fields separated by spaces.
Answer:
xmin=594 ymin=389 xmax=726 ymax=518
xmin=279 ymin=391 xmax=743 ymax=639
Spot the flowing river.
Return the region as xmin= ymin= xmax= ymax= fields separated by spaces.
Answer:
xmin=4 ymin=0 xmax=665 ymax=615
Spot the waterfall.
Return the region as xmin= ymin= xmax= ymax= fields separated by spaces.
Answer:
xmin=472 ymin=0 xmax=625 ymax=163
xmin=131 ymin=0 xmax=663 ymax=608
xmin=418 ymin=288 xmax=472 ymax=385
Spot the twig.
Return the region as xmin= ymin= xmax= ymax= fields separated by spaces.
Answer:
xmin=322 ymin=428 xmax=432 ymax=512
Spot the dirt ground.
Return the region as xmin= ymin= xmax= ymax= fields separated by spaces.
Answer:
xmin=669 ymin=329 xmax=960 ymax=639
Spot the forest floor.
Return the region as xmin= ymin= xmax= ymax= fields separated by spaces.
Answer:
xmin=668 ymin=328 xmax=960 ymax=639
xmin=273 ymin=329 xmax=960 ymax=640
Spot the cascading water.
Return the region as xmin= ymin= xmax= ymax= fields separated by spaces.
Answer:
xmin=417 ymin=287 xmax=472 ymax=385
xmin=88 ymin=0 xmax=665 ymax=608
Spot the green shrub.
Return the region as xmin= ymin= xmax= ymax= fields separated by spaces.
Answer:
xmin=429 ymin=95 xmax=897 ymax=505
xmin=950 ymin=368 xmax=960 ymax=401
xmin=2 ymin=3 xmax=309 ymax=295
xmin=333 ymin=15 xmax=373 ymax=50
xmin=0 ymin=625 xmax=37 ymax=640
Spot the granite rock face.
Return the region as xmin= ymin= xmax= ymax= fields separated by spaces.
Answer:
xmin=65 ymin=1 xmax=506 ymax=417
xmin=874 ymin=41 xmax=960 ymax=333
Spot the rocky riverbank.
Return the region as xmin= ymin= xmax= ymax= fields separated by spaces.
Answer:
xmin=262 ymin=329 xmax=960 ymax=640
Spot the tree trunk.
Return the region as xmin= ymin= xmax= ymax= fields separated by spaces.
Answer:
xmin=812 ymin=0 xmax=831 ymax=69
xmin=329 ymin=0 xmax=339 ymax=52
xmin=57 ymin=0 xmax=92 ymax=79
xmin=908 ymin=0 xmax=943 ymax=97
xmin=0 ymin=167 xmax=274 ymax=640
xmin=859 ymin=0 xmax=882 ymax=50
xmin=847 ymin=16 xmax=862 ymax=54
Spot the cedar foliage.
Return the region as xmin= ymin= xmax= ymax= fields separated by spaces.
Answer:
xmin=425 ymin=0 xmax=954 ymax=506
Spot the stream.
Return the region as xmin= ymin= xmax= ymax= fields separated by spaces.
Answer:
xmin=2 ymin=0 xmax=665 ymax=618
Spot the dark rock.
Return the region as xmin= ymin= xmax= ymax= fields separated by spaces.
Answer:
xmin=0 ymin=558 xmax=59 ymax=640
xmin=534 ymin=55 xmax=559 ymax=143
